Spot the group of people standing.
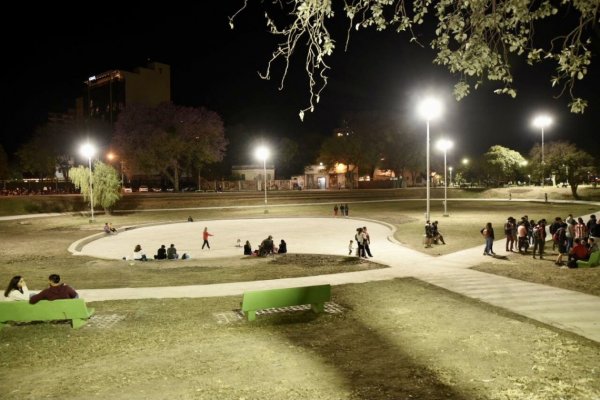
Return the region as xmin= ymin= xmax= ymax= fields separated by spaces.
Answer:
xmin=482 ymin=214 xmax=599 ymax=266
xmin=424 ymin=220 xmax=445 ymax=248
xmin=333 ymin=204 xmax=350 ymax=216
xmin=351 ymin=226 xmax=373 ymax=259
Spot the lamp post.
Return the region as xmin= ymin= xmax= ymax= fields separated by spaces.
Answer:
xmin=532 ymin=114 xmax=552 ymax=187
xmin=80 ymin=143 xmax=96 ymax=222
xmin=255 ymin=146 xmax=269 ymax=213
xmin=448 ymin=166 xmax=453 ymax=187
xmin=436 ymin=138 xmax=453 ymax=217
xmin=417 ymin=97 xmax=443 ymax=222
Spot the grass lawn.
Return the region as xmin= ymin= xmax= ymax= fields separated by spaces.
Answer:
xmin=1 ymin=279 xmax=599 ymax=399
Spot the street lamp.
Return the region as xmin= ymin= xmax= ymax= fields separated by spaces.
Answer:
xmin=80 ymin=143 xmax=96 ymax=222
xmin=255 ymin=146 xmax=269 ymax=213
xmin=448 ymin=166 xmax=453 ymax=187
xmin=417 ymin=97 xmax=443 ymax=221
xmin=436 ymin=138 xmax=453 ymax=217
xmin=532 ymin=114 xmax=552 ymax=187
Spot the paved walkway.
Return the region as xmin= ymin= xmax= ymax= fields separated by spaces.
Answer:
xmin=71 ymin=215 xmax=600 ymax=343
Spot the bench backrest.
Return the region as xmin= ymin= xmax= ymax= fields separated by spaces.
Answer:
xmin=588 ymin=251 xmax=600 ymax=265
xmin=242 ymin=285 xmax=331 ymax=312
xmin=0 ymin=299 xmax=93 ymax=323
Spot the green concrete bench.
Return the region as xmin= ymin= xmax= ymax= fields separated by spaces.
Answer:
xmin=577 ymin=251 xmax=600 ymax=268
xmin=0 ymin=299 xmax=95 ymax=330
xmin=241 ymin=284 xmax=331 ymax=321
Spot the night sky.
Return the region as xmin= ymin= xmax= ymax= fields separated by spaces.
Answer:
xmin=2 ymin=2 xmax=599 ymax=167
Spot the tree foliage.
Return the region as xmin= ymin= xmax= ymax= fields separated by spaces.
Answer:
xmin=232 ymin=1 xmax=599 ymax=116
xmin=0 ymin=144 xmax=10 ymax=181
xmin=318 ymin=112 xmax=425 ymax=186
xmin=113 ymin=103 xmax=228 ymax=191
xmin=529 ymin=141 xmax=595 ymax=199
xmin=69 ymin=161 xmax=122 ymax=213
xmin=483 ymin=145 xmax=526 ymax=185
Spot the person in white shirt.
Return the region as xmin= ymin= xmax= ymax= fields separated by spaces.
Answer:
xmin=3 ymin=275 xmax=30 ymax=301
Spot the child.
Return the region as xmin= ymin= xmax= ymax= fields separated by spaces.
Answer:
xmin=348 ymin=240 xmax=354 ymax=255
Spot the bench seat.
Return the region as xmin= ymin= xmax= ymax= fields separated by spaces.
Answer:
xmin=0 ymin=299 xmax=95 ymax=330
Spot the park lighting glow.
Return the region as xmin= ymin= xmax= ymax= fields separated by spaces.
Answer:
xmin=462 ymin=158 xmax=469 ymax=165
xmin=417 ymin=97 xmax=443 ymax=121
xmin=417 ymin=97 xmax=443 ymax=222
xmin=532 ymin=115 xmax=552 ymax=129
xmin=532 ymin=114 xmax=552 ymax=187
xmin=255 ymin=146 xmax=270 ymax=213
xmin=80 ymin=143 xmax=96 ymax=222
xmin=436 ymin=138 xmax=453 ymax=217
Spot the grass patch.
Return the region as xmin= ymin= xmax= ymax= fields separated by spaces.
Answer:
xmin=1 ymin=279 xmax=599 ymax=399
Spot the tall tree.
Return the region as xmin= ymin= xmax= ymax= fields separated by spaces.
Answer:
xmin=17 ymin=134 xmax=57 ymax=181
xmin=232 ymin=1 xmax=598 ymax=115
xmin=113 ymin=103 xmax=227 ymax=191
xmin=0 ymin=144 xmax=9 ymax=182
xmin=483 ymin=145 xmax=526 ymax=186
xmin=69 ymin=161 xmax=121 ymax=214
xmin=529 ymin=141 xmax=595 ymax=199
xmin=318 ymin=132 xmax=362 ymax=189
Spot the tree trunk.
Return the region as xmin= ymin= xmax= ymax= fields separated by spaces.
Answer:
xmin=570 ymin=183 xmax=580 ymax=200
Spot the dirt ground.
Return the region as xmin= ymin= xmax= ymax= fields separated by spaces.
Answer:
xmin=1 ymin=279 xmax=599 ymax=399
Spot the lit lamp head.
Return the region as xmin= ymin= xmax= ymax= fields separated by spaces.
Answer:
xmin=418 ymin=97 xmax=443 ymax=121
xmin=462 ymin=158 xmax=469 ymax=165
xmin=448 ymin=166 xmax=453 ymax=172
xmin=255 ymin=146 xmax=269 ymax=161
xmin=107 ymin=152 xmax=115 ymax=161
xmin=532 ymin=115 xmax=552 ymax=129
xmin=80 ymin=143 xmax=96 ymax=159
xmin=436 ymin=138 xmax=454 ymax=152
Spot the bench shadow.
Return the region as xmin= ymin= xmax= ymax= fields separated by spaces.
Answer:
xmin=255 ymin=311 xmax=469 ymax=399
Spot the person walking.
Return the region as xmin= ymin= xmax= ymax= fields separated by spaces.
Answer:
xmin=334 ymin=204 xmax=339 ymax=216
xmin=339 ymin=204 xmax=345 ymax=216
xmin=348 ymin=240 xmax=354 ymax=256
xmin=481 ymin=222 xmax=495 ymax=256
xmin=202 ymin=227 xmax=213 ymax=250
xmin=344 ymin=203 xmax=349 ymax=216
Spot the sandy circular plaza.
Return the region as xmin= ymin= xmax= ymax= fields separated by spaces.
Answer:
xmin=72 ymin=217 xmax=404 ymax=260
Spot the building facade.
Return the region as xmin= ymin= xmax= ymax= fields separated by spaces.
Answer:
xmin=76 ymin=62 xmax=171 ymax=123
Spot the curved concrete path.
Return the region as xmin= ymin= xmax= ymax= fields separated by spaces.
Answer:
xmin=71 ymin=215 xmax=600 ymax=343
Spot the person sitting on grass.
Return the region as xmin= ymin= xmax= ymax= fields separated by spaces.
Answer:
xmin=259 ymin=235 xmax=274 ymax=256
xmin=278 ymin=239 xmax=287 ymax=254
xmin=3 ymin=275 xmax=30 ymax=301
xmin=29 ymin=274 xmax=78 ymax=304
xmin=133 ymin=244 xmax=148 ymax=261
xmin=243 ymin=240 xmax=252 ymax=255
xmin=154 ymin=244 xmax=167 ymax=260
xmin=167 ymin=244 xmax=179 ymax=259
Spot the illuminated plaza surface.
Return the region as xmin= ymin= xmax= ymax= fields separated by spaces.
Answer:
xmin=71 ymin=215 xmax=600 ymax=343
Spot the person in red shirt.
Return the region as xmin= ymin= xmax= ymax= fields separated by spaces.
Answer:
xmin=29 ymin=274 xmax=78 ymax=304
xmin=202 ymin=227 xmax=213 ymax=250
xmin=569 ymin=238 xmax=589 ymax=262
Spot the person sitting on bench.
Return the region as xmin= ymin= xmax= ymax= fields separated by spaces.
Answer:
xmin=29 ymin=274 xmax=78 ymax=304
xmin=4 ymin=275 xmax=30 ymax=301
